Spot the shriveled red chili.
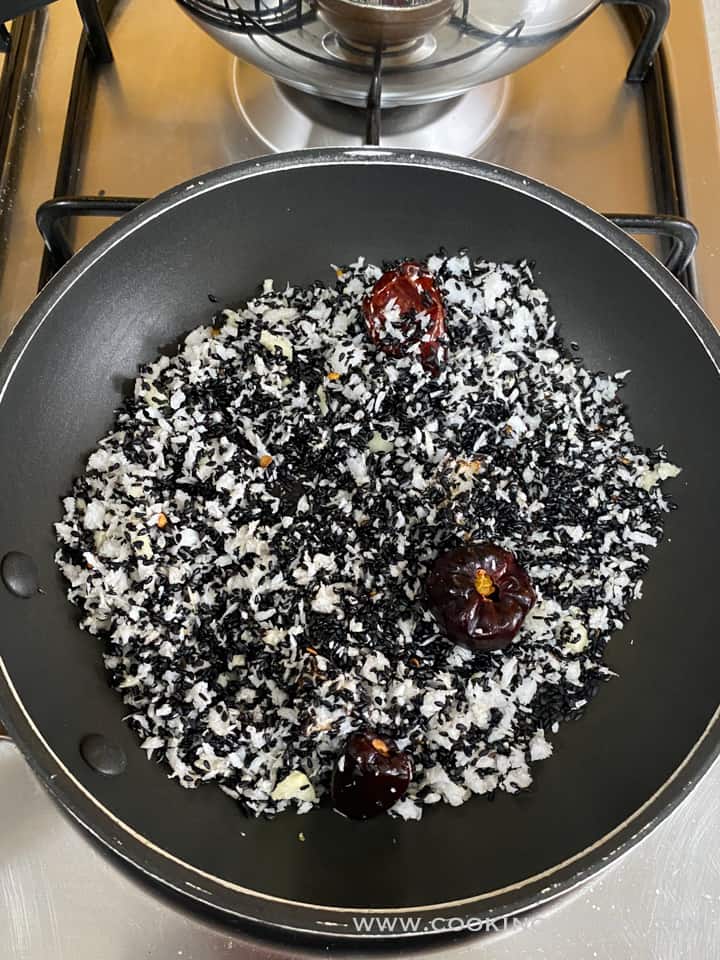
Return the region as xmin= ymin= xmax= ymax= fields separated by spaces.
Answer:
xmin=426 ymin=543 xmax=536 ymax=652
xmin=331 ymin=731 xmax=412 ymax=820
xmin=362 ymin=261 xmax=446 ymax=373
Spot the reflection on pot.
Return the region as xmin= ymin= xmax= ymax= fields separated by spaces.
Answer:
xmin=316 ymin=0 xmax=457 ymax=51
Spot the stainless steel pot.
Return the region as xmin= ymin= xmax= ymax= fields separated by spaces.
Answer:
xmin=176 ymin=0 xmax=634 ymax=107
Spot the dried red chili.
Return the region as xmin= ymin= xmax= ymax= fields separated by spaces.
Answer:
xmin=363 ymin=261 xmax=446 ymax=373
xmin=426 ymin=543 xmax=536 ymax=652
xmin=331 ymin=731 xmax=412 ymax=820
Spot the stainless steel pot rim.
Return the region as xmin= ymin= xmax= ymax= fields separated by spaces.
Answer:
xmin=181 ymin=0 xmax=600 ymax=35
xmin=320 ymin=0 xmax=451 ymax=12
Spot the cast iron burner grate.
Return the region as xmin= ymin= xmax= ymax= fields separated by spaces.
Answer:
xmin=0 ymin=0 xmax=698 ymax=290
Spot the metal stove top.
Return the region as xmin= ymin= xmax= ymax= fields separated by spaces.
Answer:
xmin=2 ymin=731 xmax=720 ymax=957
xmin=1 ymin=0 xmax=720 ymax=956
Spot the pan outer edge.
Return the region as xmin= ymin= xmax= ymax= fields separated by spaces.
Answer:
xmin=1 ymin=147 xmax=719 ymax=937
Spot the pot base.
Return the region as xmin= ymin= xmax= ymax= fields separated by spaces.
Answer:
xmin=232 ymin=62 xmax=509 ymax=154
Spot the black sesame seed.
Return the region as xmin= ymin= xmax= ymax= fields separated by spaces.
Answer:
xmin=55 ymin=250 xmax=675 ymax=819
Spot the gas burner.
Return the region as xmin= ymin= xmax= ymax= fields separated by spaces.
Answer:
xmin=232 ymin=61 xmax=508 ymax=150
xmin=177 ymin=0 xmax=602 ymax=107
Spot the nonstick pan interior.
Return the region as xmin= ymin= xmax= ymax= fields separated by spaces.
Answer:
xmin=0 ymin=151 xmax=719 ymax=937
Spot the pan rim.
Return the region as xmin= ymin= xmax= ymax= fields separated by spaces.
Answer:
xmin=1 ymin=147 xmax=719 ymax=937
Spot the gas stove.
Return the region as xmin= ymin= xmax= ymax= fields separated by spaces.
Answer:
xmin=1 ymin=0 xmax=720 ymax=956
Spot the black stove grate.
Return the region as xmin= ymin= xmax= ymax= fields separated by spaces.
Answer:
xmin=36 ymin=0 xmax=114 ymax=283
xmin=0 ymin=0 xmax=696 ymax=289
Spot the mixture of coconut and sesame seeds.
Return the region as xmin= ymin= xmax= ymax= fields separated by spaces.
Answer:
xmin=54 ymin=251 xmax=680 ymax=820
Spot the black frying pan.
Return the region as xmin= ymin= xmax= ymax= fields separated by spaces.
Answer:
xmin=1 ymin=149 xmax=719 ymax=941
